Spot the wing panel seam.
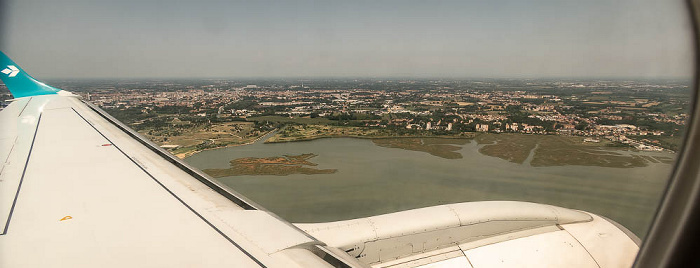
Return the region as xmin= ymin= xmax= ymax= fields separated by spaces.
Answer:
xmin=81 ymin=100 xmax=260 ymax=210
xmin=563 ymin=229 xmax=602 ymax=268
xmin=1 ymin=113 xmax=42 ymax=235
xmin=70 ymin=108 xmax=267 ymax=268
xmin=0 ymin=137 xmax=18 ymax=174
xmin=17 ymin=97 xmax=31 ymax=117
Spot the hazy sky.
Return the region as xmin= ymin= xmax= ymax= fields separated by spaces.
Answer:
xmin=0 ymin=0 xmax=694 ymax=79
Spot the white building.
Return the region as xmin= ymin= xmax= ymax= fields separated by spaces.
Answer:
xmin=476 ymin=124 xmax=489 ymax=132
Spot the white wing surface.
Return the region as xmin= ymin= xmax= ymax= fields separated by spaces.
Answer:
xmin=0 ymin=93 xmax=357 ymax=267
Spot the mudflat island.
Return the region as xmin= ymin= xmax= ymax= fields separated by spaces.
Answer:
xmin=203 ymin=153 xmax=337 ymax=177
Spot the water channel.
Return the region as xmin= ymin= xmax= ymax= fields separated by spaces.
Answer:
xmin=185 ymin=137 xmax=673 ymax=238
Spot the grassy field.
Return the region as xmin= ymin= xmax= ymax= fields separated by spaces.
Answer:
xmin=372 ymin=138 xmax=471 ymax=159
xmin=266 ymin=124 xmax=473 ymax=143
xmin=475 ymin=133 xmax=651 ymax=168
xmin=144 ymin=121 xmax=265 ymax=158
xmin=266 ymin=125 xmax=385 ymax=142
xmin=247 ymin=115 xmax=334 ymax=125
xmin=203 ymin=153 xmax=337 ymax=177
xmin=475 ymin=134 xmax=540 ymax=164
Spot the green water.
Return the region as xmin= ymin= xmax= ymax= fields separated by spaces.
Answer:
xmin=185 ymin=137 xmax=673 ymax=238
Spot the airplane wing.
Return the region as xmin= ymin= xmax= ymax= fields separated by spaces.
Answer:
xmin=0 ymin=51 xmax=639 ymax=267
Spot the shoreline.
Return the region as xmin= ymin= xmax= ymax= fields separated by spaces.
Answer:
xmin=178 ymin=131 xmax=671 ymax=160
xmin=177 ymin=132 xmax=474 ymax=159
xmin=264 ymin=133 xmax=476 ymax=144
xmin=175 ymin=128 xmax=278 ymax=159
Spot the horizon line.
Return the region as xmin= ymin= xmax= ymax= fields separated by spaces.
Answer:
xmin=39 ymin=76 xmax=695 ymax=82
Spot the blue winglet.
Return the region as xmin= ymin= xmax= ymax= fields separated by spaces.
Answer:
xmin=0 ymin=51 xmax=61 ymax=98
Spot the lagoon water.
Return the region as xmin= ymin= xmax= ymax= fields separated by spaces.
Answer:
xmin=185 ymin=137 xmax=673 ymax=238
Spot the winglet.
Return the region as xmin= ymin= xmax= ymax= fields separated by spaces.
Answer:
xmin=0 ymin=51 xmax=61 ymax=98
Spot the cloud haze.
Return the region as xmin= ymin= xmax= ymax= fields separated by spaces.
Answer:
xmin=1 ymin=0 xmax=694 ymax=79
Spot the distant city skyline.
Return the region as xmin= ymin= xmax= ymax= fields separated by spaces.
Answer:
xmin=1 ymin=0 xmax=694 ymax=79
